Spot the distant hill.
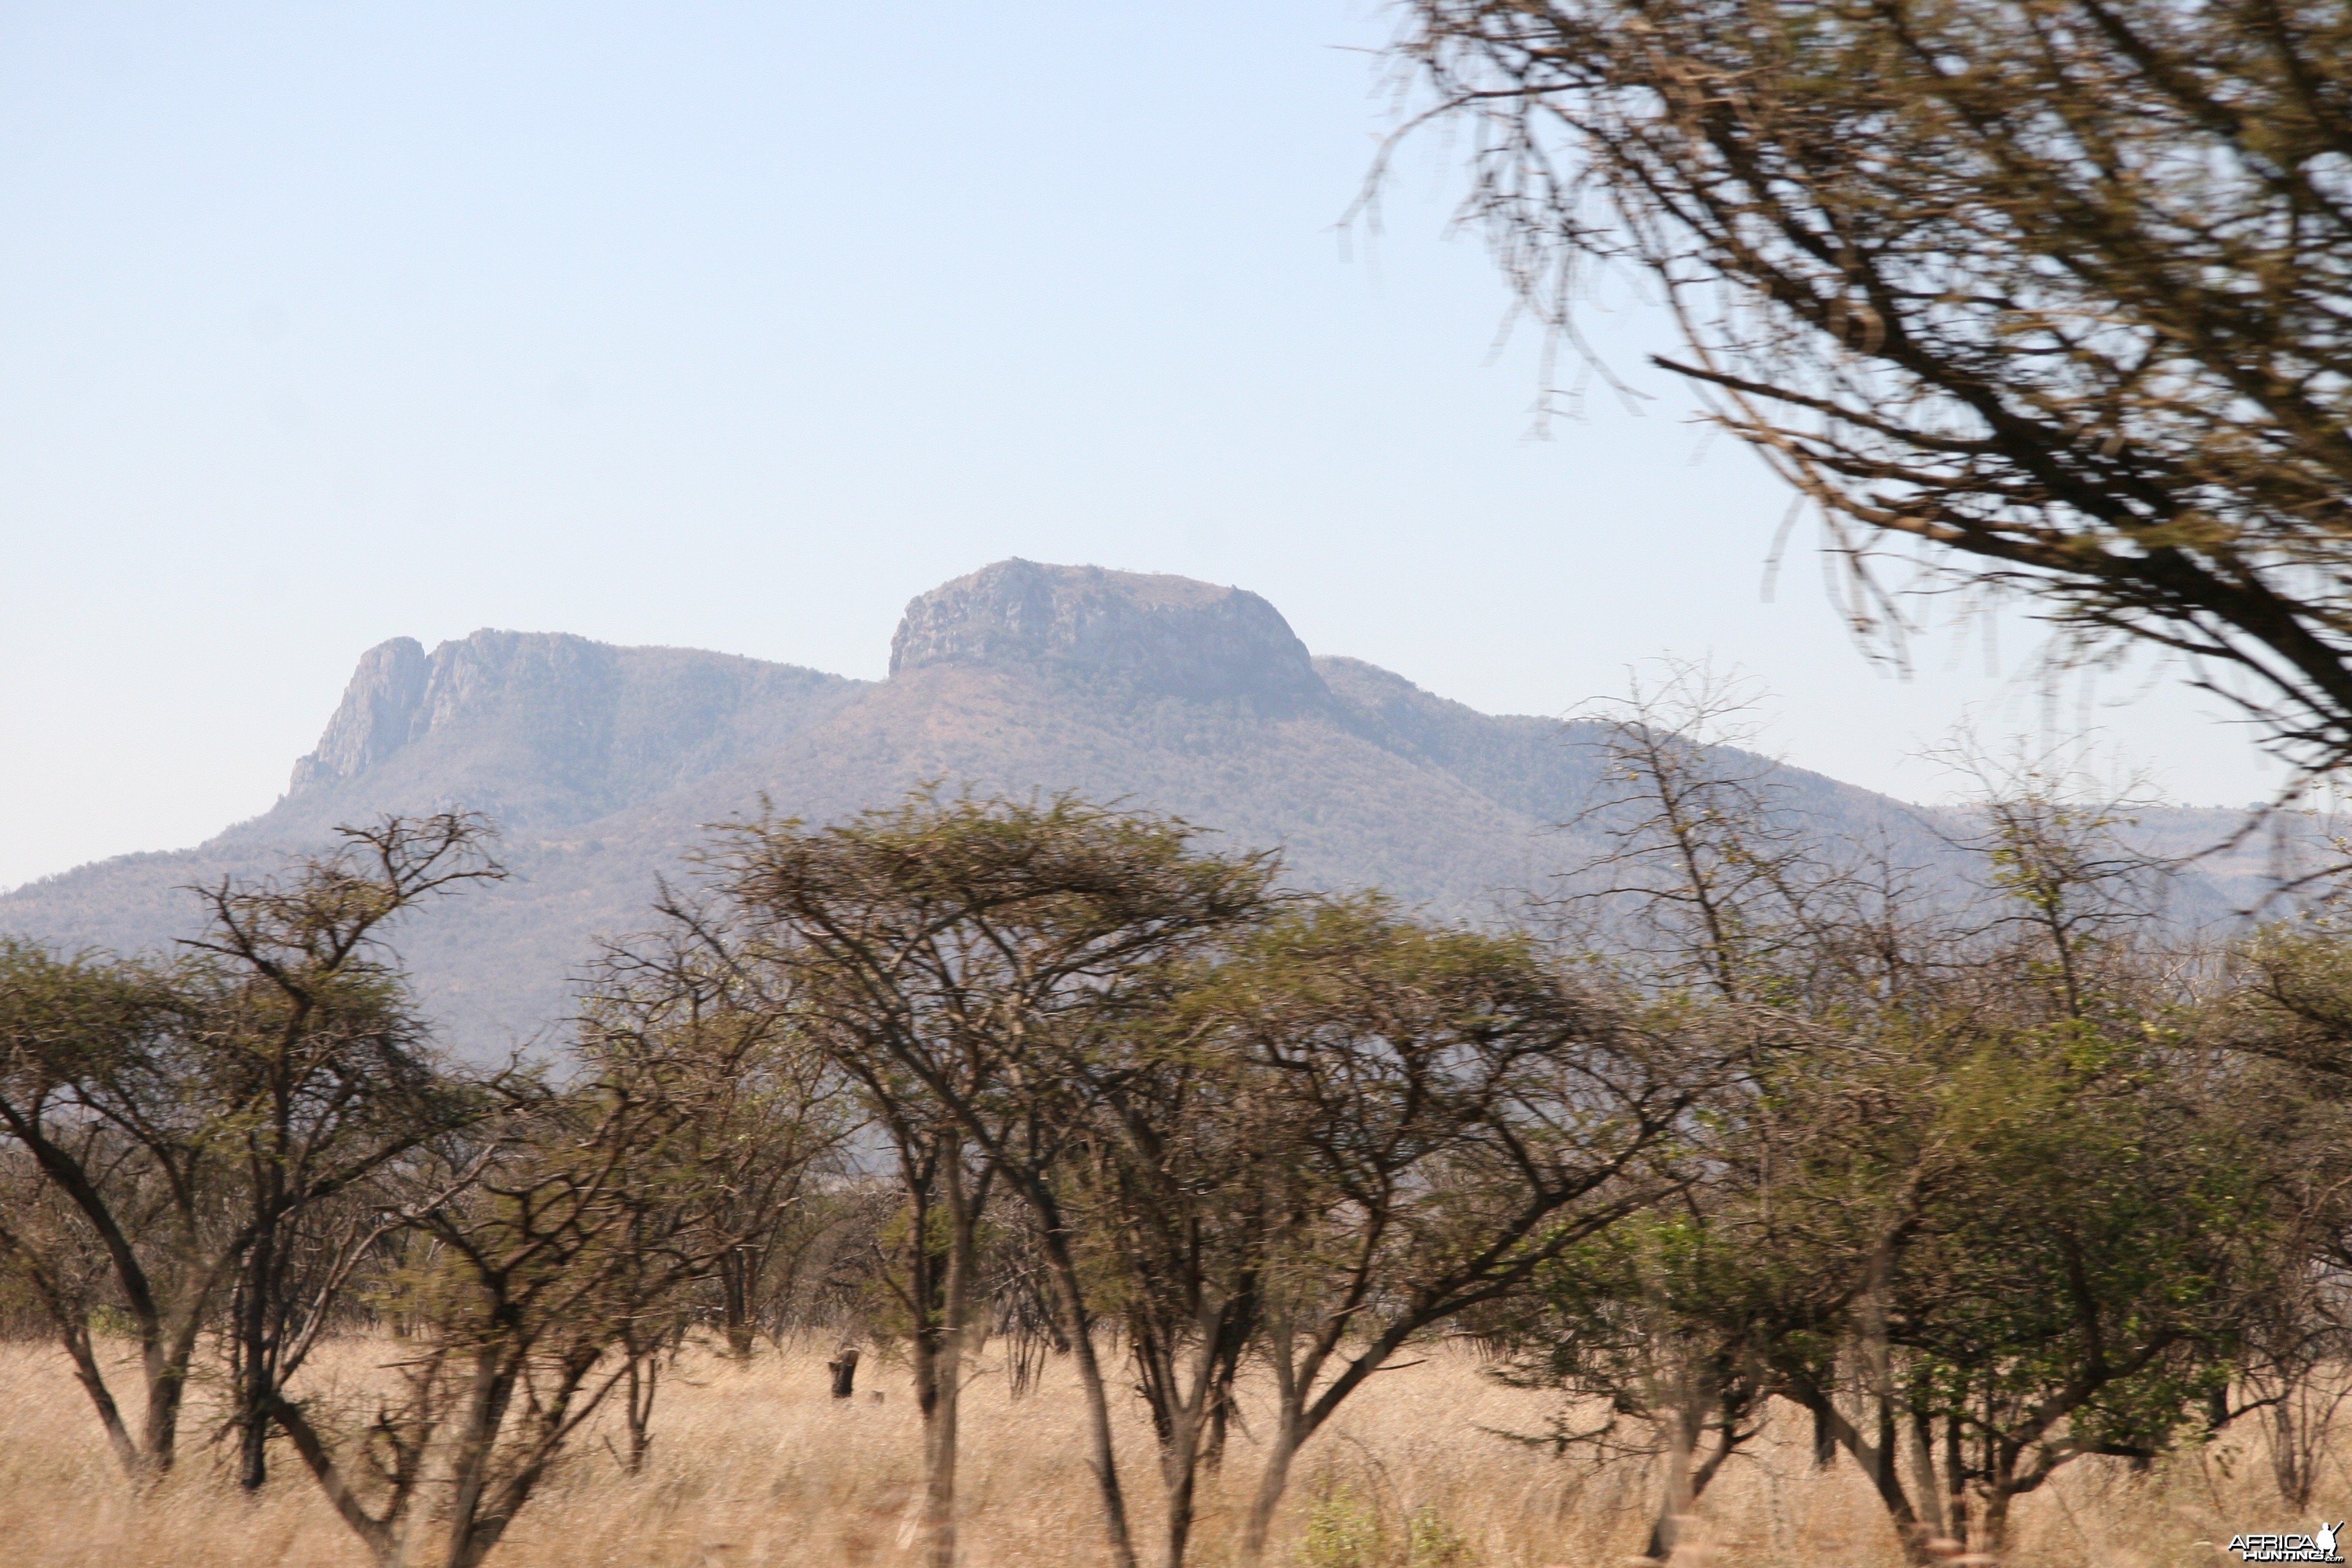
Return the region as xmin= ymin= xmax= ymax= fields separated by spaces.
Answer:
xmin=0 ymin=560 xmax=2303 ymax=1051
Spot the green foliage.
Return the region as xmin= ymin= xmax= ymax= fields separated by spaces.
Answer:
xmin=1297 ymin=1486 xmax=1476 ymax=1568
xmin=1404 ymin=1506 xmax=1475 ymax=1568
xmin=1299 ymin=1486 xmax=1387 ymax=1568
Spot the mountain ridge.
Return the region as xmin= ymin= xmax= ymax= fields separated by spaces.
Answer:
xmin=2 ymin=559 xmax=2284 ymax=1052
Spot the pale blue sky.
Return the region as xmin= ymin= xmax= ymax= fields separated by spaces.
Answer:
xmin=0 ymin=1 xmax=2286 ymax=891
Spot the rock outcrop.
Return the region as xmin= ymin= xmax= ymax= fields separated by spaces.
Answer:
xmin=281 ymin=630 xmax=862 ymax=832
xmin=288 ymin=636 xmax=432 ymax=792
xmin=889 ymin=560 xmax=1329 ymax=709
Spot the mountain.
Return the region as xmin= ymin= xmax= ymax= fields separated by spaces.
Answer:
xmin=0 ymin=560 xmax=2291 ymax=1052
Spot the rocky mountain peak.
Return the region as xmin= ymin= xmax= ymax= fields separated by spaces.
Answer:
xmin=888 ymin=560 xmax=1328 ymax=707
xmin=280 ymin=628 xmax=859 ymax=834
xmin=287 ymin=635 xmax=432 ymax=793
xmin=285 ymin=629 xmax=628 ymax=797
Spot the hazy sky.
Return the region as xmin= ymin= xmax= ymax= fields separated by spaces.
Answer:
xmin=0 ymin=1 xmax=2290 ymax=893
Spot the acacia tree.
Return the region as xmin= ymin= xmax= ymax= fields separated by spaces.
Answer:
xmin=1555 ymin=663 xmax=1856 ymax=1003
xmin=571 ymin=919 xmax=852 ymax=1463
xmin=1490 ymin=1181 xmax=1830 ymax=1561
xmin=1889 ymin=1030 xmax=2261 ymax=1552
xmin=1497 ymin=670 xmax=1913 ymax=1558
xmin=1195 ymin=899 xmax=1698 ymax=1568
xmin=0 ymin=944 xmax=204 ymax=1477
xmin=667 ymin=888 xmax=1000 ymax=1568
xmin=1514 ymin=673 xmax=2277 ymax=1562
xmin=187 ymin=814 xmax=507 ymax=1490
xmin=1728 ymin=779 xmax=2270 ymax=1561
xmin=1061 ymin=1004 xmax=1294 ymax=1568
xmin=0 ymin=813 xmax=503 ymax=1484
xmin=1393 ymin=0 xmax=2352 ymax=773
xmin=269 ymin=1091 xmax=661 ymax=1568
xmin=270 ymin=959 xmax=834 ymax=1568
xmin=2206 ymin=916 xmax=2352 ymax=1508
xmin=706 ymin=791 xmax=1273 ymax=1568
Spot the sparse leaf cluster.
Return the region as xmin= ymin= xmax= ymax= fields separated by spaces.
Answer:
xmin=1389 ymin=0 xmax=2352 ymax=776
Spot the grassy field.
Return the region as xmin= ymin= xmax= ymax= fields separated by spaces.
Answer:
xmin=0 ymin=1338 xmax=2331 ymax=1567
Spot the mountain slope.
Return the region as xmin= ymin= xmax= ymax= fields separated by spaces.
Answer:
xmin=1 ymin=559 xmax=2257 ymax=1050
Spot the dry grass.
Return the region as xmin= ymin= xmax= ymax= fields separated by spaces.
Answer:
xmin=0 ymin=1337 xmax=2339 ymax=1567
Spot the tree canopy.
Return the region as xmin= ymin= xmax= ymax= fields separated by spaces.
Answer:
xmin=1392 ymin=0 xmax=2352 ymax=774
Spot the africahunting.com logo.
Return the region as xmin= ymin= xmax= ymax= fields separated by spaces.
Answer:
xmin=2226 ymin=1524 xmax=2345 ymax=1563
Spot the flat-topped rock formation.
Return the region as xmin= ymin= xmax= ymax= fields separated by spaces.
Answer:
xmin=889 ymin=560 xmax=1330 ymax=709
xmin=2 ymin=558 xmax=2275 ymax=1053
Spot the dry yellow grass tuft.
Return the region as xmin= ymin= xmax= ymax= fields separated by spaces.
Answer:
xmin=0 ymin=1338 xmax=2335 ymax=1567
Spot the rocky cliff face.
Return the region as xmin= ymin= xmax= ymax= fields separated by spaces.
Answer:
xmin=288 ymin=636 xmax=433 ymax=792
xmin=277 ymin=630 xmax=862 ymax=832
xmin=889 ymin=560 xmax=1330 ymax=709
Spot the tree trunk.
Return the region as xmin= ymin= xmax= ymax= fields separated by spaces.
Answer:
xmin=1867 ymin=1397 xmax=1934 ymax=1567
xmin=238 ymin=1220 xmax=278 ymax=1489
xmin=1785 ymin=1383 xmax=1934 ymax=1567
xmin=1943 ymin=1414 xmax=1969 ymax=1542
xmin=1136 ymin=1309 xmax=1244 ymax=1568
xmin=719 ymin=1251 xmax=758 ymax=1360
xmin=1979 ymin=1486 xmax=2014 ymax=1559
xmin=828 ymin=1346 xmax=861 ymax=1400
xmin=621 ymin=1354 xmax=658 ymax=1474
xmin=2272 ymin=1402 xmax=2316 ymax=1510
xmin=1156 ymin=1369 xmax=1210 ymax=1568
xmin=1036 ymin=1223 xmax=1139 ymax=1568
xmin=269 ymin=1393 xmax=404 ymax=1566
xmin=1638 ymin=1393 xmax=1744 ymax=1561
xmin=1160 ymin=1444 xmax=1199 ymax=1568
xmin=916 ymin=1158 xmax=981 ymax=1568
xmin=441 ymin=1349 xmax=522 ymax=1568
xmin=1640 ymin=1399 xmax=1699 ymax=1562
xmin=138 ymin=1316 xmax=201 ymax=1476
xmin=1060 ymin=1314 xmax=1140 ymax=1568
xmin=1906 ymin=1402 xmax=1947 ymax=1537
xmin=1237 ymin=1407 xmax=1303 ymax=1568
xmin=1202 ymin=1351 xmax=1240 ymax=1474
xmin=922 ymin=1360 xmax=962 ymax=1568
